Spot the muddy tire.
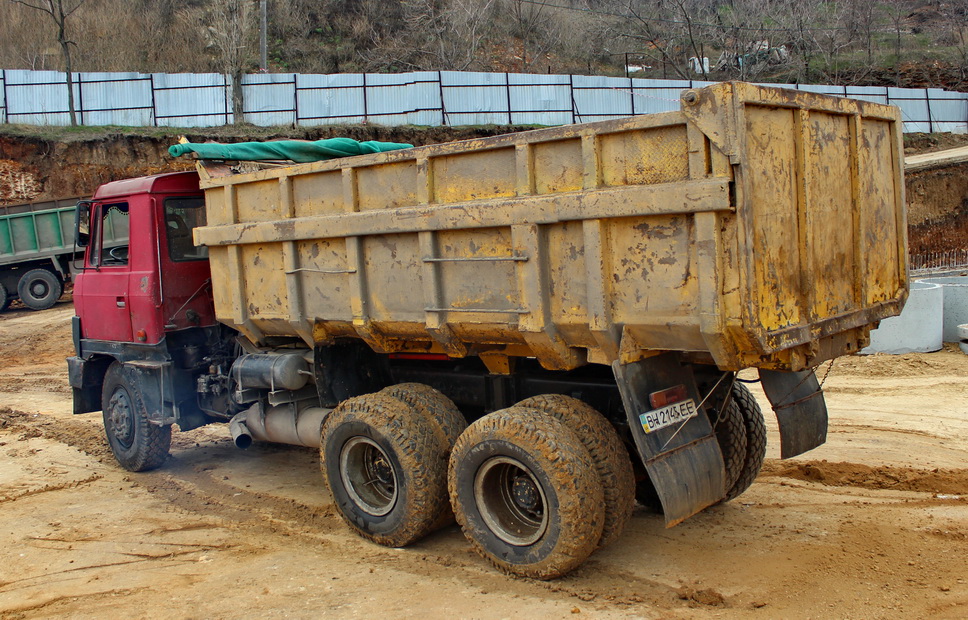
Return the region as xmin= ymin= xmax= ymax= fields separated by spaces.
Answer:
xmin=0 ymin=281 xmax=9 ymax=312
xmin=514 ymin=394 xmax=634 ymax=548
xmin=379 ymin=383 xmax=467 ymax=529
xmin=320 ymin=393 xmax=450 ymax=547
xmin=706 ymin=392 xmax=749 ymax=494
xmin=449 ymin=407 xmax=605 ymax=580
xmin=380 ymin=383 xmax=467 ymax=447
xmin=101 ymin=362 xmax=171 ymax=472
xmin=17 ymin=269 xmax=62 ymax=311
xmin=722 ymin=383 xmax=767 ymax=502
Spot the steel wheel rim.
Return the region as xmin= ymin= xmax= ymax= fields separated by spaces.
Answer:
xmin=28 ymin=279 xmax=49 ymax=299
xmin=339 ymin=436 xmax=398 ymax=516
xmin=107 ymin=387 xmax=134 ymax=449
xmin=474 ymin=456 xmax=548 ymax=546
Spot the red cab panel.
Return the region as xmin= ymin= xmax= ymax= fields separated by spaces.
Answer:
xmin=74 ymin=171 xmax=215 ymax=344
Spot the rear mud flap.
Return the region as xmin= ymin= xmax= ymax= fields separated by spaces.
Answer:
xmin=613 ymin=354 xmax=725 ymax=527
xmin=758 ymin=369 xmax=828 ymax=459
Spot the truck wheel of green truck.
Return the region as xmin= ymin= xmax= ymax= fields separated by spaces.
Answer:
xmin=0 ymin=282 xmax=9 ymax=312
xmin=513 ymin=394 xmax=635 ymax=549
xmin=101 ymin=362 xmax=171 ymax=472
xmin=448 ymin=407 xmax=605 ymax=580
xmin=17 ymin=269 xmax=62 ymax=311
xmin=320 ymin=393 xmax=451 ymax=548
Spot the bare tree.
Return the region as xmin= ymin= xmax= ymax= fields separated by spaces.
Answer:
xmin=9 ymin=0 xmax=88 ymax=125
xmin=505 ymin=0 xmax=563 ymax=71
xmin=187 ymin=0 xmax=260 ymax=123
xmin=938 ymin=0 xmax=968 ymax=84
xmin=618 ymin=0 xmax=709 ymax=80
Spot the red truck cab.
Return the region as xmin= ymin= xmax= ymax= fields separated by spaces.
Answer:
xmin=73 ymin=171 xmax=214 ymax=343
xmin=68 ymin=171 xmax=234 ymax=470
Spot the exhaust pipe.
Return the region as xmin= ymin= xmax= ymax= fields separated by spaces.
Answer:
xmin=229 ymin=416 xmax=253 ymax=449
xmin=228 ymin=401 xmax=331 ymax=449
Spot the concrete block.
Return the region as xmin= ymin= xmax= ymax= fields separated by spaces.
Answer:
xmin=862 ymin=281 xmax=943 ymax=354
xmin=919 ymin=276 xmax=968 ymax=342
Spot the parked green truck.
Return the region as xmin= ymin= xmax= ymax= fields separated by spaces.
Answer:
xmin=0 ymin=196 xmax=127 ymax=311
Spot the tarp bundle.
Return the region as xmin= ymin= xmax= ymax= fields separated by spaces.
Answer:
xmin=169 ymin=138 xmax=413 ymax=163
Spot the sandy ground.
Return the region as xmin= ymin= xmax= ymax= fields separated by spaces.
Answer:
xmin=0 ymin=302 xmax=966 ymax=619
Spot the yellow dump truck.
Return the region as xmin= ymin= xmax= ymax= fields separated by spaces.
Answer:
xmin=69 ymin=82 xmax=906 ymax=579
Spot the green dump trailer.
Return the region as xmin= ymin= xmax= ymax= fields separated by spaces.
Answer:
xmin=0 ymin=196 xmax=128 ymax=311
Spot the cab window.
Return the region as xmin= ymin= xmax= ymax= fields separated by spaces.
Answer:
xmin=165 ymin=196 xmax=207 ymax=262
xmin=95 ymin=203 xmax=130 ymax=266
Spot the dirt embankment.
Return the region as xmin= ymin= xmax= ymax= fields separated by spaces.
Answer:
xmin=0 ymin=124 xmax=530 ymax=205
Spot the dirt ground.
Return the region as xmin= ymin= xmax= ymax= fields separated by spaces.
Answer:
xmin=1 ymin=302 xmax=966 ymax=619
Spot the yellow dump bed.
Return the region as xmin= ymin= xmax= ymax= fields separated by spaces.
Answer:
xmin=194 ymin=82 xmax=907 ymax=372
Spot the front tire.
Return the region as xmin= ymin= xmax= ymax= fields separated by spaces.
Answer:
xmin=101 ymin=362 xmax=171 ymax=471
xmin=449 ymin=407 xmax=605 ymax=580
xmin=17 ymin=269 xmax=62 ymax=310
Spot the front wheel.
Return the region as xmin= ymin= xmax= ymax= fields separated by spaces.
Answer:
xmin=101 ymin=362 xmax=171 ymax=471
xmin=449 ymin=407 xmax=605 ymax=579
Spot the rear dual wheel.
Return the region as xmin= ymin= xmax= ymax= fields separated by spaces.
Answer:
xmin=635 ymin=381 xmax=765 ymax=510
xmin=721 ymin=382 xmax=767 ymax=502
xmin=449 ymin=407 xmax=606 ymax=580
xmin=514 ymin=394 xmax=634 ymax=548
xmin=0 ymin=282 xmax=10 ymax=312
xmin=320 ymin=388 xmax=461 ymax=547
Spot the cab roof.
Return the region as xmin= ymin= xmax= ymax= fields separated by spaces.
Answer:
xmin=93 ymin=171 xmax=200 ymax=201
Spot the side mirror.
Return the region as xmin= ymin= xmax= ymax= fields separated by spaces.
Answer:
xmin=75 ymin=201 xmax=91 ymax=248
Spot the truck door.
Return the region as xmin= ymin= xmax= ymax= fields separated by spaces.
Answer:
xmin=75 ymin=201 xmax=134 ymax=342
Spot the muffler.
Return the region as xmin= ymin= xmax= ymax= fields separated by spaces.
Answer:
xmin=229 ymin=400 xmax=331 ymax=449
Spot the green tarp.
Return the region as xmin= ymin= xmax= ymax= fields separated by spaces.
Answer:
xmin=168 ymin=138 xmax=413 ymax=163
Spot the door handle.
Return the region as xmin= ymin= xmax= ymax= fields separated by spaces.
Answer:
xmin=116 ymin=296 xmax=126 ymax=308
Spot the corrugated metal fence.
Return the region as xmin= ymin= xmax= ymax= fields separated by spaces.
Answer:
xmin=1 ymin=69 xmax=965 ymax=132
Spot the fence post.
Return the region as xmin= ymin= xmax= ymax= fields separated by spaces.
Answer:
xmin=1 ymin=69 xmax=7 ymax=124
xmin=437 ymin=70 xmax=446 ymax=126
xmin=223 ymin=74 xmax=230 ymax=126
xmin=505 ymin=73 xmax=513 ymax=125
xmin=629 ymin=76 xmax=635 ymax=117
xmin=149 ymin=74 xmax=157 ymax=127
xmin=76 ymin=72 xmax=84 ymax=126
xmin=291 ymin=73 xmax=298 ymax=127
xmin=568 ymin=73 xmax=576 ymax=124
xmin=925 ymin=88 xmax=934 ymax=133
xmin=362 ymin=72 xmax=368 ymax=124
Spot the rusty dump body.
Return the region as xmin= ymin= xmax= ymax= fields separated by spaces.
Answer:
xmin=193 ymin=82 xmax=907 ymax=374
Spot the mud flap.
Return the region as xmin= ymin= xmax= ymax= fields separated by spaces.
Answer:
xmin=758 ymin=369 xmax=828 ymax=459
xmin=613 ymin=354 xmax=725 ymax=527
xmin=126 ymin=360 xmax=176 ymax=425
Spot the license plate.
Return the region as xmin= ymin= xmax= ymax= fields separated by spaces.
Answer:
xmin=639 ymin=398 xmax=698 ymax=434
